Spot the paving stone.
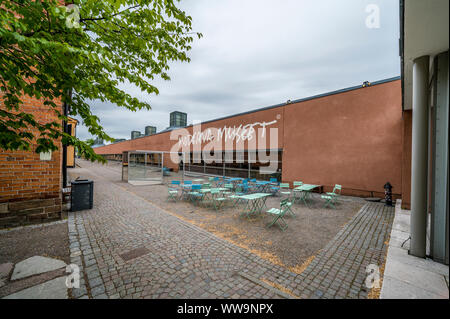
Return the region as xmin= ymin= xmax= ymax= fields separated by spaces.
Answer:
xmin=0 ymin=262 xmax=13 ymax=281
xmin=3 ymin=276 xmax=68 ymax=299
xmin=67 ymin=161 xmax=395 ymax=299
xmin=11 ymin=256 xmax=67 ymax=281
xmin=71 ymin=286 xmax=87 ymax=298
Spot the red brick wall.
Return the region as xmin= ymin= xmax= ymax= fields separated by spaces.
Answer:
xmin=0 ymin=94 xmax=62 ymax=227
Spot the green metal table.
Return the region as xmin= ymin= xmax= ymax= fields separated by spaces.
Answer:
xmin=293 ymin=184 xmax=321 ymax=207
xmin=199 ymin=187 xmax=227 ymax=207
xmin=237 ymin=193 xmax=272 ymax=219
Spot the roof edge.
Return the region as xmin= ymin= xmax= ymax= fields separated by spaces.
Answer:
xmin=101 ymin=76 xmax=401 ymax=145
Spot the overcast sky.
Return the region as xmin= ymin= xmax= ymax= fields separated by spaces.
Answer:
xmin=77 ymin=0 xmax=400 ymax=141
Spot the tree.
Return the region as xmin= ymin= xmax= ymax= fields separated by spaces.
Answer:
xmin=0 ymin=0 xmax=201 ymax=161
xmin=84 ymin=138 xmax=95 ymax=147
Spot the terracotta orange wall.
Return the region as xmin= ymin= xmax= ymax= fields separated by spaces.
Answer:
xmin=282 ymin=80 xmax=403 ymax=197
xmin=95 ymin=80 xmax=403 ymax=197
xmin=401 ymin=110 xmax=412 ymax=209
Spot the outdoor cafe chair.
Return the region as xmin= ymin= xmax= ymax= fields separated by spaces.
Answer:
xmin=293 ymin=181 xmax=303 ymax=187
xmin=170 ymin=180 xmax=181 ymax=187
xmin=322 ymin=184 xmax=342 ymax=209
xmin=292 ymin=181 xmax=304 ymax=203
xmin=266 ymin=199 xmax=291 ymax=231
xmin=227 ymin=185 xmax=246 ymax=207
xmin=279 ymin=183 xmax=292 ymax=197
xmin=237 ymin=180 xmax=250 ymax=194
xmin=223 ymin=183 xmax=234 ymax=196
xmin=188 ymin=184 xmax=204 ymax=205
xmin=211 ymin=189 xmax=227 ymax=212
xmin=269 ymin=179 xmax=280 ymax=195
xmin=326 ymin=184 xmax=342 ymax=197
xmin=167 ymin=187 xmax=179 ymax=202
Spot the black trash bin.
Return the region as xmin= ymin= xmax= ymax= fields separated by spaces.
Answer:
xmin=71 ymin=179 xmax=94 ymax=211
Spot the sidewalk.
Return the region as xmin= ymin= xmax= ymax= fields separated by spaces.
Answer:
xmin=380 ymin=200 xmax=449 ymax=299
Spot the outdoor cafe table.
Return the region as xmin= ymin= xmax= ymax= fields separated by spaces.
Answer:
xmin=180 ymin=183 xmax=202 ymax=199
xmin=253 ymin=181 xmax=272 ymax=193
xmin=237 ymin=193 xmax=272 ymax=219
xmin=198 ymin=187 xmax=227 ymax=205
xmin=226 ymin=177 xmax=244 ymax=187
xmin=293 ymin=184 xmax=321 ymax=206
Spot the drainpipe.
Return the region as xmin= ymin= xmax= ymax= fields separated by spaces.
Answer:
xmin=62 ymin=89 xmax=72 ymax=188
xmin=62 ymin=100 xmax=68 ymax=188
xmin=410 ymin=55 xmax=429 ymax=258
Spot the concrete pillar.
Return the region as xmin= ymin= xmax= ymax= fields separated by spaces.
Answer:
xmin=410 ymin=55 xmax=429 ymax=258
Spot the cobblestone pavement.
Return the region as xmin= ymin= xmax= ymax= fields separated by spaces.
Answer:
xmin=67 ymin=161 xmax=394 ymax=299
xmin=292 ymin=203 xmax=394 ymax=299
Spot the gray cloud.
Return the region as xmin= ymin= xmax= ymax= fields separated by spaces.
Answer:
xmin=76 ymin=0 xmax=400 ymax=141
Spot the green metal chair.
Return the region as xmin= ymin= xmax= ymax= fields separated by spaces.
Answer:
xmin=266 ymin=199 xmax=291 ymax=231
xmin=327 ymin=184 xmax=342 ymax=197
xmin=279 ymin=183 xmax=291 ymax=198
xmin=293 ymin=181 xmax=303 ymax=187
xmin=211 ymin=189 xmax=227 ymax=211
xmin=188 ymin=184 xmax=204 ymax=205
xmin=292 ymin=181 xmax=303 ymax=203
xmin=167 ymin=188 xmax=179 ymax=202
xmin=227 ymin=185 xmax=245 ymax=207
xmin=322 ymin=184 xmax=342 ymax=208
xmin=223 ymin=183 xmax=234 ymax=196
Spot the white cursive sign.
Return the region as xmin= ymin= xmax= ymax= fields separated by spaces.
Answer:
xmin=177 ymin=120 xmax=277 ymax=147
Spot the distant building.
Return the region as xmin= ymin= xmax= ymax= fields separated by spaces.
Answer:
xmin=66 ymin=117 xmax=78 ymax=168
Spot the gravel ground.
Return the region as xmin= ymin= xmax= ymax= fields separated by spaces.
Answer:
xmin=0 ymin=222 xmax=70 ymax=265
xmin=75 ymin=160 xmax=363 ymax=271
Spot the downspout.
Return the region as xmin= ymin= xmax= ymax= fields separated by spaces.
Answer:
xmin=62 ymin=89 xmax=72 ymax=188
xmin=62 ymin=101 xmax=68 ymax=188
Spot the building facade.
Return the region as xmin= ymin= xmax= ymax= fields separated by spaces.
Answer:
xmin=0 ymin=96 xmax=63 ymax=228
xmin=400 ymin=0 xmax=449 ymax=264
xmin=95 ymin=77 xmax=403 ymax=199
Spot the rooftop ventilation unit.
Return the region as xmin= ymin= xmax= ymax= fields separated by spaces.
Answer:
xmin=169 ymin=111 xmax=187 ymax=128
xmin=145 ymin=126 xmax=157 ymax=136
xmin=131 ymin=131 xmax=141 ymax=139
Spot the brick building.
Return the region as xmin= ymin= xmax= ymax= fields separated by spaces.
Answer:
xmin=0 ymin=96 xmax=64 ymax=228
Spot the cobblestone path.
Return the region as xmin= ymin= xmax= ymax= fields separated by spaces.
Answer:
xmin=292 ymin=203 xmax=394 ymax=299
xmin=67 ymin=161 xmax=394 ymax=299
